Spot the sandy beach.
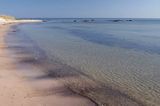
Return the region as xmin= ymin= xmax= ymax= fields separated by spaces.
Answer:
xmin=0 ymin=24 xmax=95 ymax=106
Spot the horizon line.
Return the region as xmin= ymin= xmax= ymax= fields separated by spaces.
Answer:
xmin=17 ymin=17 xmax=160 ymax=19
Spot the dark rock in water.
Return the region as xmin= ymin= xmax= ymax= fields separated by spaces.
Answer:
xmin=126 ymin=20 xmax=133 ymax=21
xmin=111 ymin=19 xmax=133 ymax=22
xmin=112 ymin=20 xmax=123 ymax=22
xmin=83 ymin=19 xmax=95 ymax=23
xmin=83 ymin=20 xmax=90 ymax=22
xmin=43 ymin=20 xmax=48 ymax=22
xmin=91 ymin=19 xmax=95 ymax=22
xmin=73 ymin=20 xmax=77 ymax=22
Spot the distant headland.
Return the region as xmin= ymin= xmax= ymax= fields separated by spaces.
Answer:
xmin=0 ymin=15 xmax=42 ymax=24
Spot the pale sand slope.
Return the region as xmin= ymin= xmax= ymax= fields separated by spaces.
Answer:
xmin=0 ymin=25 xmax=95 ymax=106
xmin=0 ymin=18 xmax=42 ymax=25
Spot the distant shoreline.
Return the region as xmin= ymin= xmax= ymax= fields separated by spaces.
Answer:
xmin=0 ymin=19 xmax=42 ymax=25
xmin=0 ymin=15 xmax=43 ymax=25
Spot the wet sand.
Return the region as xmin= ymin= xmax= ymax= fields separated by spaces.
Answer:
xmin=0 ymin=24 xmax=95 ymax=106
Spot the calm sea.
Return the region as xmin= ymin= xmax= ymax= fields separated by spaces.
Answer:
xmin=7 ymin=18 xmax=160 ymax=105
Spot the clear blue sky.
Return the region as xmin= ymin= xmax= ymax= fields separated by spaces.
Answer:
xmin=0 ymin=0 xmax=160 ymax=18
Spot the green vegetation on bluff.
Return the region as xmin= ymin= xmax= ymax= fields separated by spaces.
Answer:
xmin=0 ymin=15 xmax=16 ymax=20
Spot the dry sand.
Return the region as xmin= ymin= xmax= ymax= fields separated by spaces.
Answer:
xmin=0 ymin=24 xmax=95 ymax=106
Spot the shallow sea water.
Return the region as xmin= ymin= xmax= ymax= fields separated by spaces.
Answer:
xmin=6 ymin=19 xmax=160 ymax=106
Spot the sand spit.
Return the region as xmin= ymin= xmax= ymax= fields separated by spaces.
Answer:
xmin=0 ymin=24 xmax=95 ymax=106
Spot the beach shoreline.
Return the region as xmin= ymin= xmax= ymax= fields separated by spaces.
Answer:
xmin=7 ymin=23 xmax=148 ymax=106
xmin=5 ymin=22 xmax=149 ymax=106
xmin=1 ymin=21 xmax=154 ymax=106
xmin=0 ymin=24 xmax=95 ymax=106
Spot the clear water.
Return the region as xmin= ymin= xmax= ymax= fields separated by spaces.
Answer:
xmin=14 ymin=19 xmax=160 ymax=105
